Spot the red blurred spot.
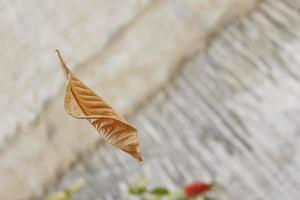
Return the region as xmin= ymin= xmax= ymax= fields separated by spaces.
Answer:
xmin=184 ymin=182 xmax=213 ymax=198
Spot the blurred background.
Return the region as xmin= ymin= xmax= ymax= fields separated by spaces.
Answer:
xmin=1 ymin=0 xmax=300 ymax=199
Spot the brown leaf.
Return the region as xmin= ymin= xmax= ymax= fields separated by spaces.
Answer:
xmin=55 ymin=50 xmax=143 ymax=161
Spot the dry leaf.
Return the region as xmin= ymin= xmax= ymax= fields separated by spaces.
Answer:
xmin=55 ymin=50 xmax=143 ymax=161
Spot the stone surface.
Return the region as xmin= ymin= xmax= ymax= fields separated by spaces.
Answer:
xmin=48 ymin=0 xmax=300 ymax=199
xmin=0 ymin=0 xmax=257 ymax=199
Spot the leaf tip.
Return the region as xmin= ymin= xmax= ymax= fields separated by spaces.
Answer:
xmin=131 ymin=147 xmax=144 ymax=162
xmin=137 ymin=154 xmax=144 ymax=162
xmin=121 ymin=143 xmax=144 ymax=162
xmin=55 ymin=49 xmax=69 ymax=79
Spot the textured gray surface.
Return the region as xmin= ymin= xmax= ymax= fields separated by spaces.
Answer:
xmin=48 ymin=0 xmax=300 ymax=199
xmin=0 ymin=0 xmax=255 ymax=147
xmin=0 ymin=1 xmax=258 ymax=199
